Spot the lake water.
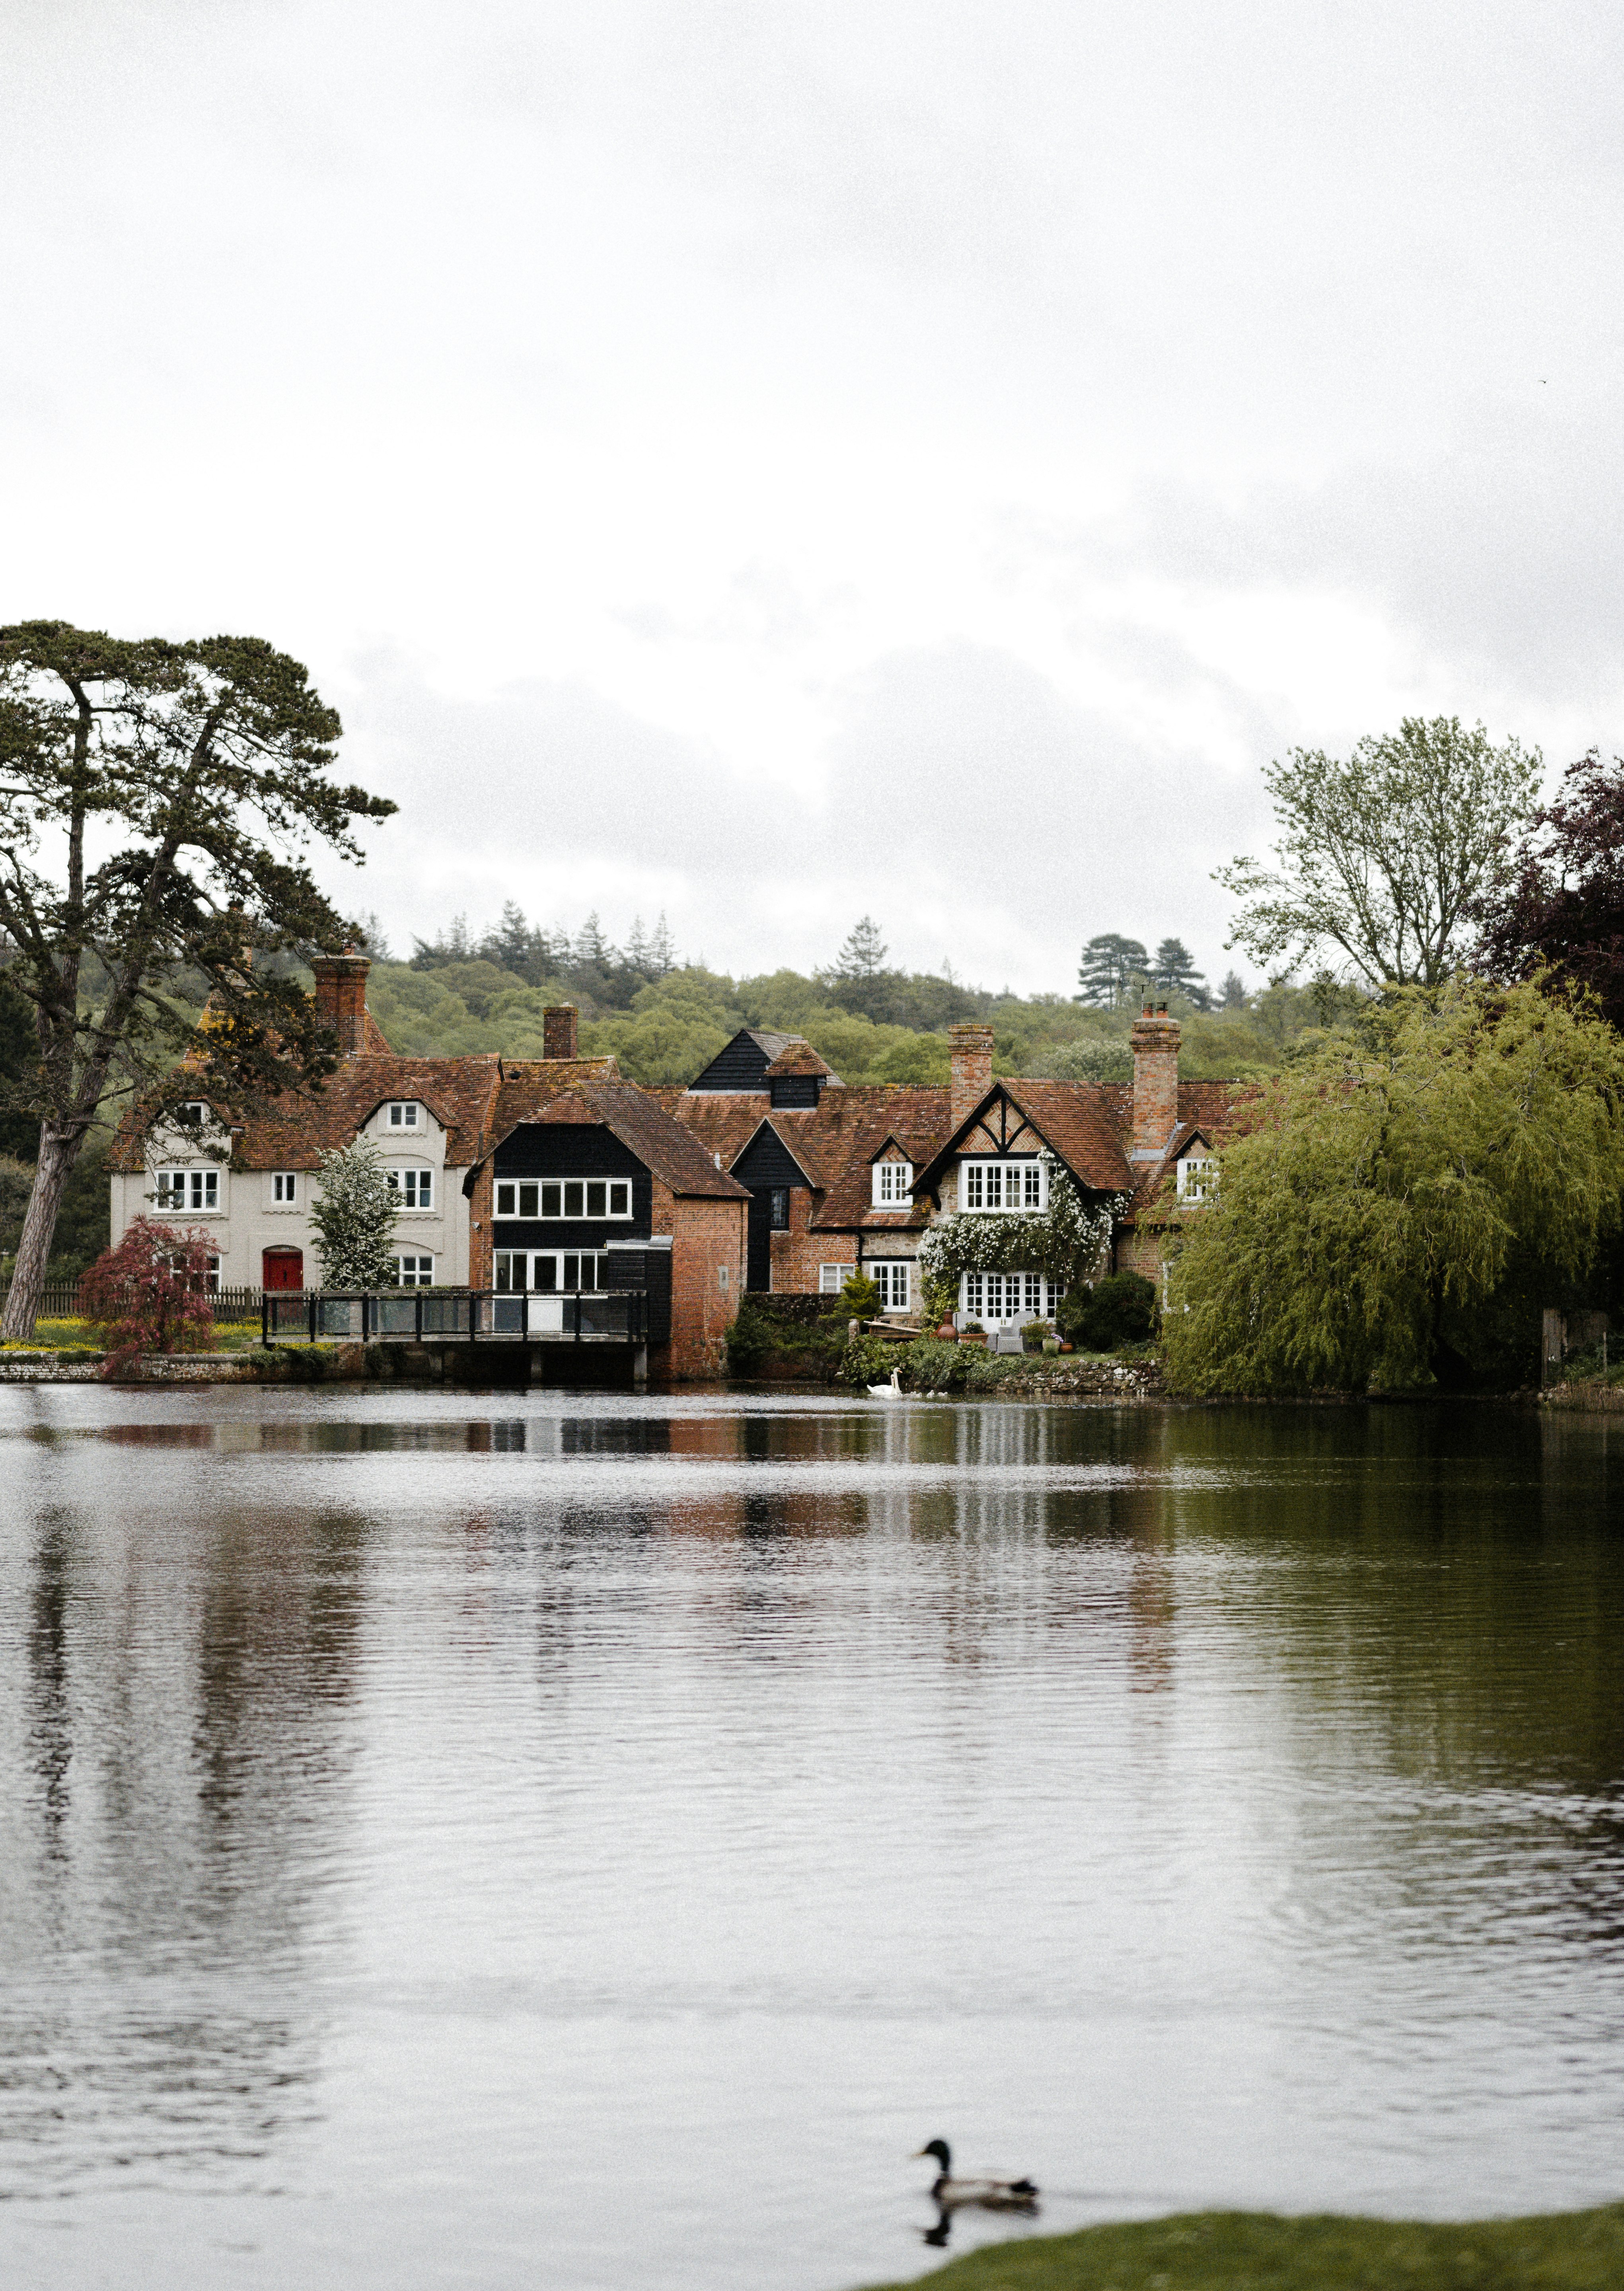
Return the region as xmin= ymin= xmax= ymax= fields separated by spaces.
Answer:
xmin=3 ymin=1387 xmax=1624 ymax=2291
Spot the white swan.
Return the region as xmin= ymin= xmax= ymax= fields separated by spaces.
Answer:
xmin=867 ymin=1365 xmax=904 ymax=1398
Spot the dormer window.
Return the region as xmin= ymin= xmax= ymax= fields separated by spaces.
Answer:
xmin=387 ymin=1102 xmax=420 ymax=1129
xmin=1177 ymin=1155 xmax=1217 ymax=1202
xmin=175 ymin=1102 xmax=207 ymax=1126
xmin=871 ymin=1159 xmax=913 ymax=1207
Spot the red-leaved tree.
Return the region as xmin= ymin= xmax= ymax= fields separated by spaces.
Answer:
xmin=79 ymin=1217 xmax=216 ymax=1377
xmin=1476 ymin=750 xmax=1624 ymax=1028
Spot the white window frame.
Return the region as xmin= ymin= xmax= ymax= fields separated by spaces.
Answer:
xmin=959 ymin=1270 xmax=1063 ymax=1326
xmin=386 ymin=1102 xmax=421 ymax=1129
xmin=870 ymin=1260 xmax=911 ymax=1312
xmin=871 ymin=1158 xmax=914 ymax=1207
xmin=493 ymin=1250 xmax=606 ymax=1293
xmin=175 ymin=1102 xmax=209 ymax=1128
xmin=1177 ymin=1155 xmax=1217 ymax=1202
xmin=960 ymin=1158 xmax=1047 ymax=1213
xmin=819 ymin=1262 xmax=856 ymax=1294
xmin=392 ymin=1254 xmax=436 ymax=1287
xmin=387 ymin=1166 xmax=434 ymax=1211
xmin=271 ymin=1172 xmax=299 ymax=1205
xmin=153 ymin=1167 xmax=220 ymax=1213
xmin=492 ymin=1177 xmax=634 ymax=1221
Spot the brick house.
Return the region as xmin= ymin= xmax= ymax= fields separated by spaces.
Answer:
xmin=107 ymin=959 xmax=746 ymax=1379
xmin=668 ymin=1012 xmax=1250 ymax=1324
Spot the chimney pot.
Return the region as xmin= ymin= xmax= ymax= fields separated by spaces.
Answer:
xmin=543 ymin=1004 xmax=579 ymax=1060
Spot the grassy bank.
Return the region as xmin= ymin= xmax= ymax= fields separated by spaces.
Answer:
xmin=860 ymin=2204 xmax=1624 ymax=2289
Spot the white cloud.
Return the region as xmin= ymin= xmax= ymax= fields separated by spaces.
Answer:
xmin=5 ymin=0 xmax=1622 ymax=995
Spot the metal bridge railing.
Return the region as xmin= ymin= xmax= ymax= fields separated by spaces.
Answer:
xmin=261 ymin=1289 xmax=647 ymax=1347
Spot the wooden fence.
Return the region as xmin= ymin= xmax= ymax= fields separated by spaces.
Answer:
xmin=0 ymin=1282 xmax=265 ymax=1322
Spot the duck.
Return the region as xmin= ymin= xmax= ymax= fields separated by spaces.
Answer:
xmin=867 ymin=1366 xmax=904 ymax=1398
xmin=914 ymin=2138 xmax=1038 ymax=2209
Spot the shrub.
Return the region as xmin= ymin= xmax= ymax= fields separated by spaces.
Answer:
xmin=1057 ymin=1271 xmax=1159 ymax=1353
xmin=80 ymin=1217 xmax=216 ymax=1376
xmin=310 ymin=1140 xmax=399 ymax=1289
xmin=826 ymin=1271 xmax=880 ymax=1320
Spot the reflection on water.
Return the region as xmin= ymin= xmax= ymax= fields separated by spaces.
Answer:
xmin=2 ymin=1391 xmax=1624 ymax=2290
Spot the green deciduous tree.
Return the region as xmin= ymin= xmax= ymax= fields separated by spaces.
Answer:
xmin=309 ymin=1140 xmax=399 ymax=1289
xmin=1216 ymin=717 xmax=1539 ymax=990
xmin=0 ymin=620 xmax=395 ymax=1339
xmin=1163 ymin=979 xmax=1624 ymax=1396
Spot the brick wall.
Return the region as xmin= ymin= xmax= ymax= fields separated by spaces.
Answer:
xmin=950 ymin=1024 xmax=995 ymax=1131
xmin=1129 ymin=1009 xmax=1180 ymax=1159
xmin=653 ymin=1186 xmax=747 ymax=1378
xmin=311 ymin=953 xmax=371 ymax=1058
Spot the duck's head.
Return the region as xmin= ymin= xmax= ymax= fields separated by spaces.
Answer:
xmin=915 ymin=2139 xmax=951 ymax=2173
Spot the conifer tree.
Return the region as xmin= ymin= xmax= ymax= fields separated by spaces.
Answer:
xmin=1075 ymin=934 xmax=1150 ymax=1008
xmin=1153 ymin=936 xmax=1210 ymax=1008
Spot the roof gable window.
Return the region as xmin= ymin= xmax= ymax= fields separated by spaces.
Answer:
xmin=386 ymin=1101 xmax=421 ymax=1129
xmin=174 ymin=1102 xmax=209 ymax=1127
xmin=1177 ymin=1154 xmax=1217 ymax=1202
xmin=962 ymin=1158 xmax=1046 ymax=1213
xmin=871 ymin=1158 xmax=913 ymax=1207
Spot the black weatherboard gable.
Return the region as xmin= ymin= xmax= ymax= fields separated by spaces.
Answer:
xmin=685 ymin=1029 xmax=795 ymax=1093
xmin=491 ymin=1122 xmax=654 ymax=1246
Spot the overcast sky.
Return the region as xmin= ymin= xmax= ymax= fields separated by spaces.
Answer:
xmin=6 ymin=2 xmax=1621 ymax=995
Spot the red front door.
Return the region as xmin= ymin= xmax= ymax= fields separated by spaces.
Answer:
xmin=262 ymin=1247 xmax=304 ymax=1291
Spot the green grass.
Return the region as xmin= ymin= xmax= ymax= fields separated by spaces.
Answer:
xmin=858 ymin=2206 xmax=1624 ymax=2290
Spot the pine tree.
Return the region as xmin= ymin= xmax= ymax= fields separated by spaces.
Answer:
xmin=1219 ymin=969 xmax=1248 ymax=1010
xmin=1076 ymin=934 xmax=1150 ymax=1008
xmin=574 ymin=912 xmax=610 ymax=967
xmin=310 ymin=1141 xmax=400 ymax=1289
xmin=486 ymin=901 xmax=534 ymax=976
xmin=830 ymin=916 xmax=889 ymax=980
xmin=648 ymin=914 xmax=676 ymax=976
xmin=1153 ymin=937 xmax=1210 ymax=1008
xmin=626 ymin=915 xmax=651 ymax=971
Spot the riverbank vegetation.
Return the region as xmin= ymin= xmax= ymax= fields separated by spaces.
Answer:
xmin=860 ymin=2202 xmax=1624 ymax=2289
xmin=1164 ymin=979 xmax=1624 ymax=1396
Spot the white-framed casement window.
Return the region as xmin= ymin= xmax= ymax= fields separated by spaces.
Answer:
xmin=388 ymin=1166 xmax=434 ymax=1211
xmin=204 ymin=1254 xmax=222 ymax=1293
xmin=870 ymin=1260 xmax=911 ymax=1312
xmin=175 ymin=1102 xmax=208 ymax=1127
xmin=154 ymin=1168 xmax=219 ymax=1212
xmin=271 ymin=1172 xmax=298 ymax=1205
xmin=1177 ymin=1155 xmax=1217 ymax=1202
xmin=819 ymin=1262 xmax=856 ymax=1293
xmin=386 ymin=1102 xmax=421 ymax=1130
xmin=871 ymin=1159 xmax=913 ymax=1207
xmin=393 ymin=1254 xmax=436 ymax=1287
xmin=493 ymin=1178 xmax=633 ymax=1220
xmin=960 ymin=1271 xmax=1064 ymax=1325
xmin=960 ymin=1158 xmax=1046 ymax=1213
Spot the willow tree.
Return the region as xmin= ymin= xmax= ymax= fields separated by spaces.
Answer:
xmin=0 ymin=621 xmax=395 ymax=1340
xmin=1162 ymin=979 xmax=1624 ymax=1395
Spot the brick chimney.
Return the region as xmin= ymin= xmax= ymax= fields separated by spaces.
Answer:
xmin=950 ymin=1023 xmax=995 ymax=1131
xmin=1130 ymin=1002 xmax=1181 ymax=1160
xmin=311 ymin=950 xmax=372 ymax=1058
xmin=543 ymin=1004 xmax=578 ymax=1060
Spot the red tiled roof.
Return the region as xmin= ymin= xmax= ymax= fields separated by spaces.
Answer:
xmin=762 ymin=1040 xmax=836 ymax=1079
xmin=491 ymin=1073 xmax=748 ymax=1199
xmin=107 ymin=1053 xmax=510 ymax=1172
xmin=666 ymin=1084 xmax=952 ymax=1230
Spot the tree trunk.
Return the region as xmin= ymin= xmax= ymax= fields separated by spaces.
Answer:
xmin=1 ymin=1130 xmax=85 ymax=1341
